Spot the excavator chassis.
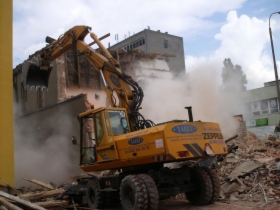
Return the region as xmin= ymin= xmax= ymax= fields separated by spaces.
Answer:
xmin=69 ymin=165 xmax=217 ymax=209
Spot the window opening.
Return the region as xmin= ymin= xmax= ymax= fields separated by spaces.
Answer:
xmin=104 ymin=111 xmax=112 ymax=136
xmin=260 ymin=100 xmax=269 ymax=114
xmin=164 ymin=40 xmax=168 ymax=48
xmin=269 ymin=98 xmax=278 ymax=113
xmin=81 ymin=117 xmax=96 ymax=165
xmin=94 ymin=112 xmax=104 ymax=146
xmin=251 ymin=101 xmax=261 ymax=116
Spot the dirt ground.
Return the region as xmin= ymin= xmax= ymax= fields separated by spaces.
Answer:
xmin=108 ymin=200 xmax=280 ymax=210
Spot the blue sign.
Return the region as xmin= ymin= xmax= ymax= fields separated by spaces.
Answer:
xmin=110 ymin=75 xmax=121 ymax=87
xmin=128 ymin=138 xmax=143 ymax=145
xmin=172 ymin=125 xmax=197 ymax=134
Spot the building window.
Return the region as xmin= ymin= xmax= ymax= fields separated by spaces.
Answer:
xmin=164 ymin=40 xmax=168 ymax=48
xmin=245 ymin=98 xmax=279 ymax=116
xmin=251 ymin=101 xmax=261 ymax=116
xmin=269 ymin=98 xmax=278 ymax=113
xmin=122 ymin=38 xmax=145 ymax=52
xmin=260 ymin=100 xmax=269 ymax=114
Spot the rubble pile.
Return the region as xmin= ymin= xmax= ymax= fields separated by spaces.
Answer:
xmin=0 ymin=178 xmax=84 ymax=210
xmin=218 ymin=131 xmax=280 ymax=207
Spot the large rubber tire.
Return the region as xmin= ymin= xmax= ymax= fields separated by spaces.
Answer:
xmin=120 ymin=175 xmax=148 ymax=210
xmin=139 ymin=174 xmax=159 ymax=210
xmin=106 ymin=191 xmax=120 ymax=208
xmin=185 ymin=167 xmax=213 ymax=206
xmin=203 ymin=167 xmax=221 ymax=203
xmin=87 ymin=179 xmax=106 ymax=209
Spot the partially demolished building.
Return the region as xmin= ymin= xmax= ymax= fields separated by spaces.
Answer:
xmin=13 ymin=29 xmax=186 ymax=175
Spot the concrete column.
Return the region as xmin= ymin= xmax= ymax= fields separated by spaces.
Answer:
xmin=0 ymin=1 xmax=14 ymax=186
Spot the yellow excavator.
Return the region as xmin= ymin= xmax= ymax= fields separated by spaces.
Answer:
xmin=22 ymin=25 xmax=227 ymax=210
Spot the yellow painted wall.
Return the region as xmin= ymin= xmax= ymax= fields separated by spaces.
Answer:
xmin=0 ymin=1 xmax=14 ymax=185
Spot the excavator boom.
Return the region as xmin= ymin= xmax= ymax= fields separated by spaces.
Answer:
xmin=22 ymin=25 xmax=150 ymax=131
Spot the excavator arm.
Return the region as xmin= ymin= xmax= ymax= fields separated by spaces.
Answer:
xmin=22 ymin=25 xmax=153 ymax=131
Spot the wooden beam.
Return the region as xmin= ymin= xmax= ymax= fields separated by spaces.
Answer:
xmin=0 ymin=197 xmax=23 ymax=210
xmin=22 ymin=179 xmax=53 ymax=190
xmin=19 ymin=189 xmax=65 ymax=201
xmin=0 ymin=191 xmax=47 ymax=210
xmin=35 ymin=200 xmax=69 ymax=208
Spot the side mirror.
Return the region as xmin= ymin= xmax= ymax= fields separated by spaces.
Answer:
xmin=72 ymin=136 xmax=77 ymax=145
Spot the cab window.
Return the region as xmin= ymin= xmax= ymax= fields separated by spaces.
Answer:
xmin=108 ymin=110 xmax=129 ymax=135
xmin=94 ymin=112 xmax=104 ymax=146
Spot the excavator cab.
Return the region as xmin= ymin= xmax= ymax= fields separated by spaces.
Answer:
xmin=78 ymin=107 xmax=130 ymax=166
xmin=22 ymin=59 xmax=53 ymax=88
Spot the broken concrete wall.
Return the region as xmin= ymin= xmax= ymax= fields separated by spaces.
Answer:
xmin=118 ymin=50 xmax=173 ymax=86
xmin=13 ymin=59 xmax=58 ymax=116
xmin=14 ymin=94 xmax=85 ymax=184
xmin=247 ymin=126 xmax=275 ymax=139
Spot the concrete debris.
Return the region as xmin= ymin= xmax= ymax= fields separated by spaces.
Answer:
xmin=217 ymin=131 xmax=280 ymax=207
xmin=228 ymin=161 xmax=261 ymax=180
xmin=0 ymin=177 xmax=86 ymax=210
xmin=2 ymin=130 xmax=280 ymax=209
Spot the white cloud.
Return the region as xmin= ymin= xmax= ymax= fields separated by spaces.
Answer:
xmin=13 ymin=0 xmax=245 ymax=65
xmin=23 ymin=42 xmax=46 ymax=58
xmin=185 ymin=10 xmax=279 ymax=89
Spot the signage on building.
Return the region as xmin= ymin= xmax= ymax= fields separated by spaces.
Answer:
xmin=256 ymin=118 xmax=268 ymax=126
xmin=246 ymin=120 xmax=256 ymax=127
xmin=246 ymin=118 xmax=268 ymax=127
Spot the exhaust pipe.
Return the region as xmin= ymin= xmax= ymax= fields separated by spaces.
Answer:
xmin=185 ymin=106 xmax=193 ymax=122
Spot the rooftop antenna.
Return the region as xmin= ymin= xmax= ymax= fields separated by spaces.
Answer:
xmin=115 ymin=34 xmax=119 ymax=43
xmin=128 ymin=31 xmax=130 ymax=37
xmin=147 ymin=26 xmax=150 ymax=30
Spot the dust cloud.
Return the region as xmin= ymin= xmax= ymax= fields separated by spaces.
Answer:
xmin=66 ymin=86 xmax=108 ymax=107
xmin=14 ymin=110 xmax=83 ymax=186
xmin=140 ymin=65 xmax=242 ymax=139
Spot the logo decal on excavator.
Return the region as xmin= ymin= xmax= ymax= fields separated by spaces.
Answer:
xmin=172 ymin=125 xmax=197 ymax=134
xmin=128 ymin=138 xmax=143 ymax=145
xmin=110 ymin=75 xmax=121 ymax=87
xmin=202 ymin=133 xmax=223 ymax=139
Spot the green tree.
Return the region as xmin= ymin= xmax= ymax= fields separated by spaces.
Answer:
xmin=222 ymin=58 xmax=247 ymax=91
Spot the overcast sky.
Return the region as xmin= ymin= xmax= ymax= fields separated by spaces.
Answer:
xmin=13 ymin=0 xmax=280 ymax=90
